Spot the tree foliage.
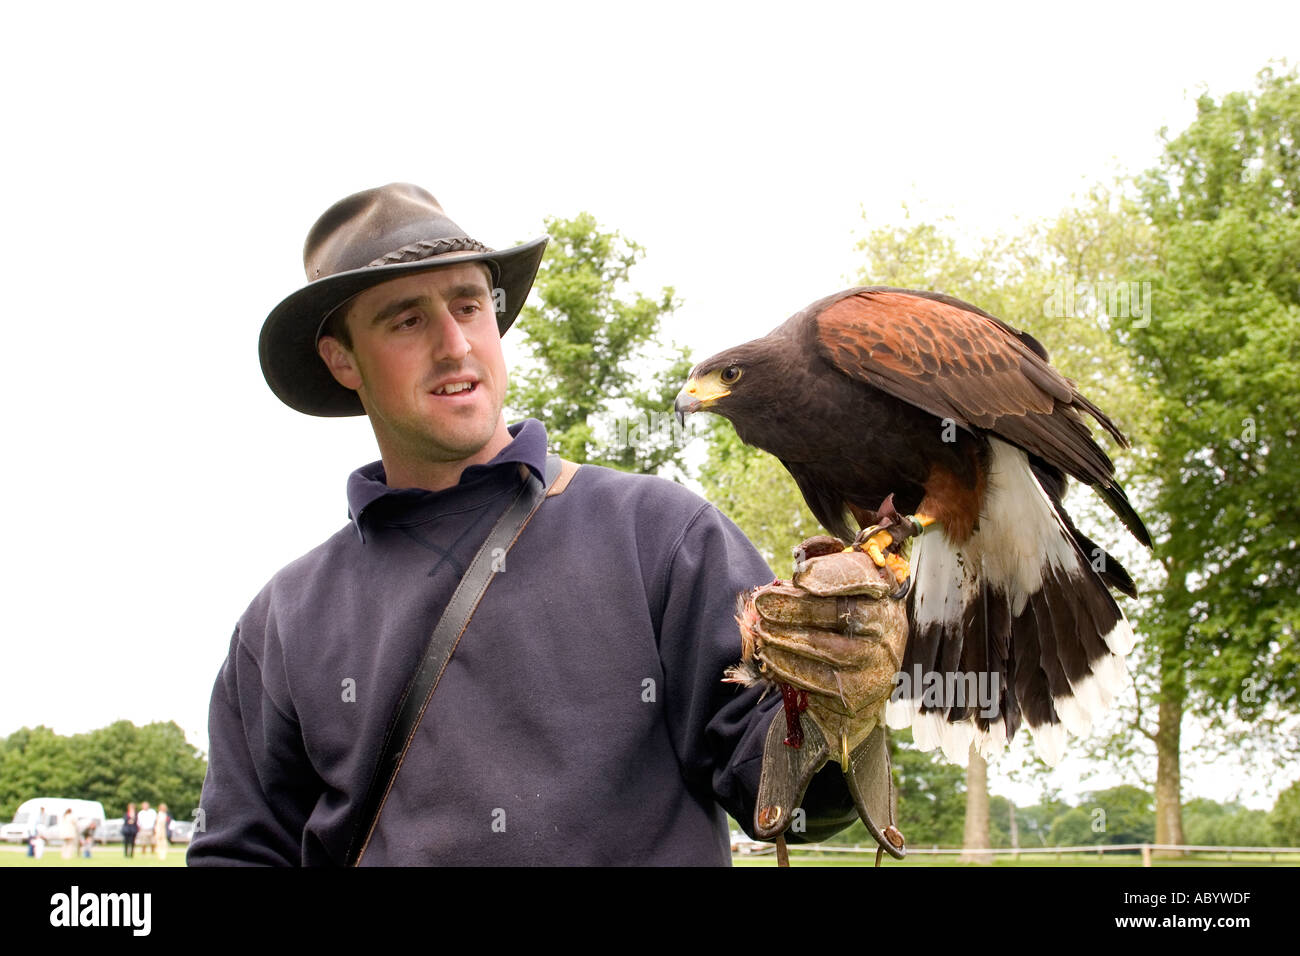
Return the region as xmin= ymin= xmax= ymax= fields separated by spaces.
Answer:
xmin=821 ymin=758 xmax=1292 ymax=849
xmin=506 ymin=212 xmax=693 ymax=475
xmin=1014 ymin=795 xmax=1072 ymax=848
xmin=695 ymin=418 xmax=822 ymax=566
xmin=690 ymin=66 xmax=1300 ymax=848
xmin=857 ymin=199 xmax=1154 ymax=445
xmin=1182 ymin=797 xmax=1274 ymax=847
xmin=697 ymin=198 xmax=1152 ymax=565
xmin=0 ymin=721 xmax=207 ymax=822
xmin=1269 ymin=780 xmax=1300 ymax=844
xmin=1123 ymin=64 xmax=1300 ymax=731
xmin=891 ymin=729 xmax=968 ymax=847
xmin=825 ymin=728 xmax=968 ymax=848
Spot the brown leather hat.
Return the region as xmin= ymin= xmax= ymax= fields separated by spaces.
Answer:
xmin=259 ymin=183 xmax=548 ymax=416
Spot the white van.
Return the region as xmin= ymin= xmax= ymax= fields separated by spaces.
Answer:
xmin=2 ymin=798 xmax=107 ymax=844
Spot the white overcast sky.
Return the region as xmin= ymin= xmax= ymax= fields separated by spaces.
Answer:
xmin=2 ymin=1 xmax=1295 ymax=811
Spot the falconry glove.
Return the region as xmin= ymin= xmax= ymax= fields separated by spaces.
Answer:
xmin=728 ymin=536 xmax=909 ymax=860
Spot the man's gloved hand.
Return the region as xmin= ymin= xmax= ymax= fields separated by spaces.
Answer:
xmin=728 ymin=535 xmax=908 ymax=767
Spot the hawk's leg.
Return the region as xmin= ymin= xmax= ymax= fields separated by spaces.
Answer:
xmin=848 ymin=496 xmax=937 ymax=599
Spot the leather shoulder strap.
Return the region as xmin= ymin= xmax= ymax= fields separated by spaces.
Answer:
xmin=546 ymin=457 xmax=579 ymax=497
xmin=348 ymin=455 xmax=568 ymax=865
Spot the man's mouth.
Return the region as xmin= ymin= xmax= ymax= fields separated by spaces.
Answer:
xmin=431 ymin=379 xmax=478 ymax=396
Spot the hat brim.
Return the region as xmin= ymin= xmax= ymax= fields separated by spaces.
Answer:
xmin=259 ymin=236 xmax=548 ymax=417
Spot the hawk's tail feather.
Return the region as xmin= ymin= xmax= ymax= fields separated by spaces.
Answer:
xmin=890 ymin=438 xmax=1135 ymax=767
xmin=1096 ymin=480 xmax=1153 ymax=551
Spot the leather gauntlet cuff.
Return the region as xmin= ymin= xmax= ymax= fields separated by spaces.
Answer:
xmin=754 ymin=709 xmax=906 ymax=859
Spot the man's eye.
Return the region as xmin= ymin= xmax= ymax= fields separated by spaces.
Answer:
xmin=457 ymin=303 xmax=481 ymax=316
xmin=395 ymin=315 xmax=420 ymax=330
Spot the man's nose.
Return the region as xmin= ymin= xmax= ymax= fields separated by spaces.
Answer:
xmin=432 ymin=308 xmax=471 ymax=361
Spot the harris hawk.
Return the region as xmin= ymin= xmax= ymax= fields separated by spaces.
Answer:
xmin=675 ymin=287 xmax=1152 ymax=767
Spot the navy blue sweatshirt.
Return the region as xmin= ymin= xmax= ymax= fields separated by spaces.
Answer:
xmin=188 ymin=419 xmax=856 ymax=865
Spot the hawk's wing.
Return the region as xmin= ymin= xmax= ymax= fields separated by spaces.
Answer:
xmin=811 ymin=287 xmax=1149 ymax=546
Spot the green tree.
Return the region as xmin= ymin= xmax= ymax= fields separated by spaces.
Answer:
xmin=856 ymin=199 xmax=1152 ymax=438
xmin=1084 ymin=785 xmax=1156 ymax=845
xmin=702 ymin=195 xmax=1155 ymax=592
xmin=891 ymin=729 xmax=968 ymax=847
xmin=1269 ymin=780 xmax=1300 ymax=844
xmin=697 ymin=69 xmax=1300 ymax=854
xmin=987 ymin=793 xmax=1014 ymax=847
xmin=79 ymin=721 xmax=208 ymax=819
xmin=1048 ymin=785 xmax=1155 ymax=847
xmin=698 ymin=193 xmax=1159 ymax=850
xmin=1118 ymin=63 xmax=1300 ymax=853
xmin=0 ymin=722 xmax=207 ymax=823
xmin=0 ymin=726 xmax=78 ymax=818
xmin=506 ymin=212 xmax=693 ymax=475
xmin=1015 ymin=795 xmax=1071 ymax=848
xmin=859 ymin=200 xmax=1158 ymax=855
xmin=821 ymin=728 xmax=971 ymax=848
xmin=695 ymin=418 xmax=822 ymax=567
xmin=1048 ymin=808 xmax=1100 ymax=847
xmin=1183 ymin=797 xmax=1275 ymax=847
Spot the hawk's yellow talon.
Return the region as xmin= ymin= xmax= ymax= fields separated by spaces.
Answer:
xmin=862 ymin=528 xmax=894 ymax=569
xmin=885 ymin=552 xmax=911 ymax=583
xmin=851 ymin=521 xmax=915 ymax=590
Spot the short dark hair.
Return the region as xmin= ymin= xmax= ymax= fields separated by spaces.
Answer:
xmin=320 ymin=298 xmax=354 ymax=350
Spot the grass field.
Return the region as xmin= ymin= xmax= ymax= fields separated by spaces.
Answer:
xmin=4 ymin=842 xmax=1295 ymax=867
xmin=734 ymin=849 xmax=1300 ymax=866
xmin=0 ymin=843 xmax=188 ymax=867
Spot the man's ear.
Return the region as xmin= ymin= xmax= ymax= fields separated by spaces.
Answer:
xmin=317 ymin=336 xmax=363 ymax=391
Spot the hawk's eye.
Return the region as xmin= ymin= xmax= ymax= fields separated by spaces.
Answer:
xmin=720 ymin=365 xmax=742 ymax=385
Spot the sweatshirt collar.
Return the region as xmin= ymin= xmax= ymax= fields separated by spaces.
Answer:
xmin=346 ymin=419 xmax=549 ymax=537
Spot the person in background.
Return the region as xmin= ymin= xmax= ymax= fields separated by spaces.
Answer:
xmin=122 ymin=802 xmax=139 ymax=858
xmin=155 ymin=803 xmax=170 ymax=861
xmin=137 ymin=801 xmax=156 ymax=856
xmin=59 ymin=808 xmax=78 ymax=860
xmin=81 ymin=818 xmax=97 ymax=858
xmin=27 ymin=805 xmax=46 ymax=859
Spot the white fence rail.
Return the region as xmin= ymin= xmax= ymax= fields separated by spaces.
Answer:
xmin=748 ymin=842 xmax=1300 ymax=865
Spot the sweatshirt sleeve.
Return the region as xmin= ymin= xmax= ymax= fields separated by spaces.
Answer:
xmin=655 ymin=501 xmax=859 ymax=844
xmin=187 ymin=621 xmax=322 ymax=866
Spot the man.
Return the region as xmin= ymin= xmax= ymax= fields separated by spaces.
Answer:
xmin=59 ymin=808 xmax=78 ymax=861
xmin=27 ymin=805 xmax=45 ymax=859
xmin=122 ymin=802 xmax=139 ymax=858
xmin=154 ymin=803 xmax=170 ymax=861
xmin=137 ymin=801 xmax=156 ymax=855
xmin=188 ymin=184 xmax=858 ymax=866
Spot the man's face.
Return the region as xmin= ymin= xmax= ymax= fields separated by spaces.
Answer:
xmin=317 ymin=260 xmax=509 ymax=469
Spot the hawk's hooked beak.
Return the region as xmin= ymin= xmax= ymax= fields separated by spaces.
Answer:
xmin=674 ymin=373 xmax=731 ymax=427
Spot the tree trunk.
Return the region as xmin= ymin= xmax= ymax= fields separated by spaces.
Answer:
xmin=1153 ymin=692 xmax=1185 ymax=858
xmin=958 ymin=745 xmax=992 ymax=863
xmin=1148 ymin=598 xmax=1188 ymax=860
xmin=1009 ymin=799 xmax=1019 ymax=851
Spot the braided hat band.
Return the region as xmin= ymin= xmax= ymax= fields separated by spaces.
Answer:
xmin=367 ymin=236 xmax=491 ymax=267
